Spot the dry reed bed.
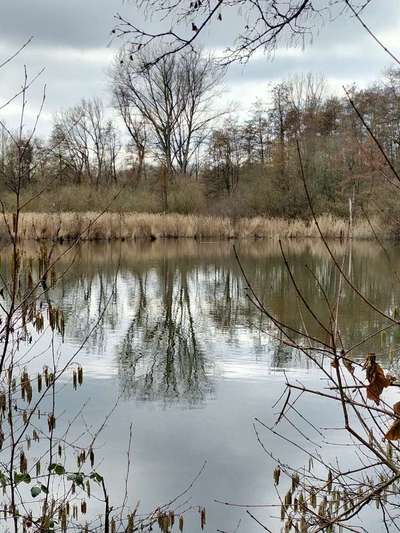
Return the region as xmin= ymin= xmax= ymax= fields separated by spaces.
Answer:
xmin=0 ymin=239 xmax=384 ymax=274
xmin=0 ymin=212 xmax=380 ymax=241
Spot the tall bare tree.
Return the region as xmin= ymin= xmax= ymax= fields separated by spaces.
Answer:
xmin=114 ymin=88 xmax=148 ymax=183
xmin=51 ymin=98 xmax=120 ymax=186
xmin=111 ymin=46 xmax=225 ymax=176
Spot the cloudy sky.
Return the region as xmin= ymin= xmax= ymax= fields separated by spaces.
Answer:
xmin=0 ymin=0 xmax=399 ymax=137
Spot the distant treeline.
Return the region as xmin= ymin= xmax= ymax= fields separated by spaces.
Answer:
xmin=1 ymin=47 xmax=400 ymax=234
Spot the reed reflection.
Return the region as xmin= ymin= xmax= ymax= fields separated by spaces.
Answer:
xmin=2 ymin=238 xmax=400 ymax=404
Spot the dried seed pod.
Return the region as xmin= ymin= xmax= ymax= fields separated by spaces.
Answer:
xmin=60 ymin=312 xmax=65 ymax=338
xmin=387 ymin=442 xmax=393 ymax=460
xmin=327 ymin=469 xmax=333 ymax=492
xmin=293 ymin=497 xmax=298 ymax=513
xmin=77 ymin=366 xmax=83 ymax=385
xmin=0 ymin=393 xmax=6 ymax=413
xmin=298 ymin=492 xmax=305 ymax=512
xmin=284 ymin=490 xmax=292 ymax=506
xmin=127 ymin=514 xmax=134 ymax=533
xmin=20 ymin=451 xmax=28 ymax=473
xmin=285 ymin=516 xmax=293 ymax=533
xmin=200 ymin=507 xmax=206 ymax=530
xmin=61 ymin=508 xmax=67 ymax=532
xmin=48 ymin=414 xmax=56 ymax=432
xmin=273 ymin=466 xmax=281 ymax=485
xmin=163 ymin=514 xmax=170 ymax=531
xmin=44 ymin=367 xmax=49 ymax=387
xmin=318 ymin=496 xmax=327 ymax=517
xmin=310 ymin=489 xmax=317 ymax=508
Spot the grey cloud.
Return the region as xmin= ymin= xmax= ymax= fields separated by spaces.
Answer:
xmin=0 ymin=0 xmax=131 ymax=48
xmin=0 ymin=0 xmax=399 ymax=136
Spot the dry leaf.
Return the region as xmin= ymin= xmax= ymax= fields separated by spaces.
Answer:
xmin=394 ymin=401 xmax=400 ymax=415
xmin=342 ymin=349 xmax=355 ymax=374
xmin=364 ymin=353 xmax=396 ymax=405
xmin=385 ymin=419 xmax=400 ymax=441
xmin=385 ymin=401 xmax=400 ymax=441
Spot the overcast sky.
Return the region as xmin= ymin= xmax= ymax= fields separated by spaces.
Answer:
xmin=0 ymin=0 xmax=399 ymax=137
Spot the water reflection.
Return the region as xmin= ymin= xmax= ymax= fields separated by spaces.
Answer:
xmin=1 ymin=238 xmax=400 ymax=404
xmin=118 ymin=267 xmax=213 ymax=404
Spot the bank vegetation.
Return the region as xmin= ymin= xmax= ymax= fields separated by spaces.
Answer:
xmin=0 ymin=212 xmax=378 ymax=242
xmin=1 ymin=49 xmax=400 ymax=240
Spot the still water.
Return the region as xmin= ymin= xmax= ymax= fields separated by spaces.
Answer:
xmin=4 ymin=238 xmax=400 ymax=532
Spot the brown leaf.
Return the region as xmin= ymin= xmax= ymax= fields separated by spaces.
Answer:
xmin=394 ymin=401 xmax=400 ymax=415
xmin=364 ymin=353 xmax=395 ymax=405
xmin=341 ymin=349 xmax=355 ymax=374
xmin=385 ymin=419 xmax=400 ymax=441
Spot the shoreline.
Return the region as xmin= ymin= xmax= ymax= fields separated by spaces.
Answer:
xmin=0 ymin=212 xmax=382 ymax=242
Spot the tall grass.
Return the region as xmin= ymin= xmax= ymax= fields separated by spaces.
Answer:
xmin=0 ymin=212 xmax=380 ymax=242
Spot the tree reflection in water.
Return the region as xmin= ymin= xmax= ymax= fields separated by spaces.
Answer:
xmin=3 ymin=239 xmax=400 ymax=404
xmin=118 ymin=265 xmax=213 ymax=404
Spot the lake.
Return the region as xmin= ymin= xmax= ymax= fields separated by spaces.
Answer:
xmin=2 ymin=238 xmax=399 ymax=532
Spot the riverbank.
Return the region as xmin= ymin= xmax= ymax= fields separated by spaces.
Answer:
xmin=0 ymin=212 xmax=381 ymax=241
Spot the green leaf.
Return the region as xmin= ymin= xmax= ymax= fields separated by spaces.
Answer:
xmin=31 ymin=486 xmax=41 ymax=497
xmin=49 ymin=464 xmax=65 ymax=476
xmin=89 ymin=472 xmax=103 ymax=484
xmin=40 ymin=484 xmax=49 ymax=494
xmin=0 ymin=471 xmax=8 ymax=487
xmin=67 ymin=472 xmax=84 ymax=487
xmin=14 ymin=472 xmax=31 ymax=485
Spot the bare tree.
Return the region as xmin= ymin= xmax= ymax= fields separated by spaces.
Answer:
xmin=114 ymin=88 xmax=148 ymax=183
xmin=0 ymin=133 xmax=34 ymax=192
xmin=207 ymin=118 xmax=244 ymax=194
xmin=244 ymin=99 xmax=270 ymax=166
xmin=111 ymin=46 xmax=225 ymax=176
xmin=51 ymin=98 xmax=120 ymax=186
